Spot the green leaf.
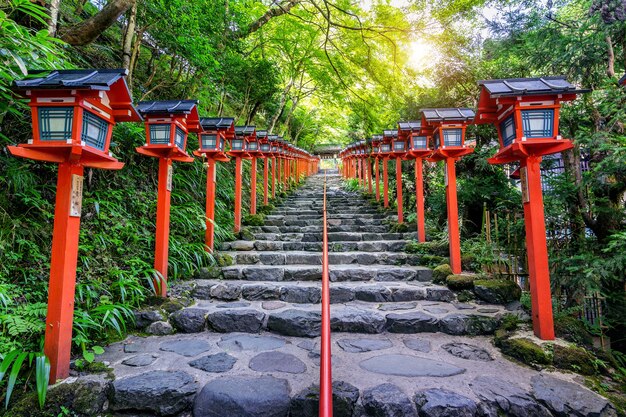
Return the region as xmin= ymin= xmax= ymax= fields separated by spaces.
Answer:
xmin=0 ymin=350 xmax=19 ymax=382
xmin=35 ymin=354 xmax=50 ymax=409
xmin=92 ymin=346 xmax=104 ymax=355
xmin=83 ymin=350 xmax=95 ymax=363
xmin=5 ymin=352 xmax=28 ymax=409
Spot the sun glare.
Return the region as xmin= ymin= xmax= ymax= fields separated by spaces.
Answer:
xmin=407 ymin=39 xmax=438 ymax=71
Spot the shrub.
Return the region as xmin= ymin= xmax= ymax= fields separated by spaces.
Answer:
xmin=243 ymin=214 xmax=265 ymax=226
xmin=432 ymin=264 xmax=453 ymax=284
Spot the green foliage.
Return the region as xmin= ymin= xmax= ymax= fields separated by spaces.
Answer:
xmin=243 ymin=214 xmax=265 ymax=226
xmin=432 ymin=264 xmax=453 ymax=284
xmin=498 ymin=337 xmax=551 ymax=365
xmin=553 ymin=344 xmax=603 ymax=376
xmin=0 ymin=350 xmax=50 ymax=409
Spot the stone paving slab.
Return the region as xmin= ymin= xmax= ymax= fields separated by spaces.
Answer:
xmin=98 ymin=331 xmax=616 ymax=416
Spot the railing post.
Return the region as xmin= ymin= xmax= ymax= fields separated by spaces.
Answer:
xmin=415 ymin=158 xmax=426 ymax=242
xmin=383 ymin=157 xmax=389 ymax=208
xmin=263 ymin=157 xmax=269 ymax=205
xmin=250 ymin=157 xmax=257 ymax=215
xmin=396 ymin=157 xmax=403 ymax=223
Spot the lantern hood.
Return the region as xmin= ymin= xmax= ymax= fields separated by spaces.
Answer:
xmin=13 ymin=68 xmax=141 ymax=122
xmin=137 ymin=100 xmax=200 ymax=132
xmin=200 ymin=117 xmax=235 ymax=130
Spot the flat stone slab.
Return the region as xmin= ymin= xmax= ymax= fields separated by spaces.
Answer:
xmin=337 ymin=337 xmax=393 ymax=353
xmin=442 ymin=342 xmax=493 ymax=362
xmin=217 ymin=334 xmax=286 ymax=352
xmin=262 ymin=301 xmax=287 ymax=310
xmin=378 ymin=302 xmax=417 ymax=311
xmin=121 ymin=354 xmax=157 ymax=367
xmin=362 ymin=383 xmax=417 ymax=417
xmin=249 ymin=351 xmax=307 ymax=374
xmin=414 ymin=388 xmax=478 ymax=417
xmin=189 ymin=352 xmax=237 ymax=373
xmin=403 ymin=337 xmax=432 ymax=353
xmin=359 ymin=354 xmax=465 ymax=377
xmin=159 ymin=339 xmax=211 ymax=357
xmin=216 ymin=301 xmax=251 ymax=308
xmin=194 ymin=375 xmax=290 ymax=417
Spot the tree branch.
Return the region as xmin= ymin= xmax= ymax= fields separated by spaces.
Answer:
xmin=237 ymin=0 xmax=302 ymax=38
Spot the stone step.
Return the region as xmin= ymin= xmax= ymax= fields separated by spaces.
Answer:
xmin=163 ymin=300 xmax=502 ymax=337
xmin=220 ymin=264 xmax=432 ymax=282
xmin=219 ymin=251 xmax=421 ymax=266
xmin=221 ymin=240 xmax=410 ymax=252
xmin=249 ymin=225 xmax=390 ymax=233
xmin=264 ymin=218 xmax=388 ymax=227
xmin=188 ymin=280 xmax=456 ymax=304
xmin=100 ymin=331 xmax=615 ymax=417
xmin=248 ymin=232 xmax=409 ymax=242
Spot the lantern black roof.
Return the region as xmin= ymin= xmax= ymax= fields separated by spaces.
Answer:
xmin=268 ymin=134 xmax=279 ymax=140
xmin=371 ymin=134 xmax=383 ymax=140
xmin=398 ymin=121 xmax=422 ymax=131
xmin=200 ymin=117 xmax=235 ymax=129
xmin=421 ymin=108 xmax=475 ymax=122
xmin=137 ymin=100 xmax=198 ymax=115
xmin=478 ymin=76 xmax=589 ymax=97
xmin=13 ymin=68 xmax=129 ymax=90
xmin=256 ymin=130 xmax=268 ymax=138
xmin=235 ymin=125 xmax=256 ymax=136
xmin=383 ymin=130 xmax=398 ymax=138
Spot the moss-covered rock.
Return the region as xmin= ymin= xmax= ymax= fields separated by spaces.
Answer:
xmin=432 ymin=264 xmax=453 ymax=284
xmin=7 ymin=374 xmax=110 ymax=417
xmin=389 ymin=222 xmax=409 ymax=233
xmin=554 ymin=315 xmax=594 ymax=346
xmin=258 ymin=204 xmax=275 ymax=215
xmin=473 ymin=279 xmax=521 ymax=304
xmin=194 ymin=266 xmax=222 ymax=279
xmin=161 ymin=299 xmax=186 ymax=314
xmin=243 ymin=213 xmax=265 ymax=226
xmin=419 ymin=255 xmax=447 ymax=269
xmin=553 ymin=345 xmax=598 ymax=375
xmin=499 ymin=313 xmax=520 ymax=331
xmin=456 ymin=290 xmax=475 ymax=302
xmin=216 ymin=253 xmax=234 ymax=267
xmin=446 ymin=274 xmax=476 ymax=290
xmin=239 ymin=228 xmax=255 ymax=241
xmin=499 ymin=337 xmax=551 ymax=365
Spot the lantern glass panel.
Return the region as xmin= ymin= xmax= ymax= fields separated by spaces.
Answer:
xmin=373 ymin=146 xmax=379 ymax=153
xmin=521 ymin=109 xmax=554 ymax=138
xmin=201 ymin=134 xmax=217 ymax=150
xmin=381 ymin=143 xmax=391 ymax=152
xmin=219 ymin=137 xmax=225 ymax=150
xmin=443 ymin=128 xmax=463 ymax=147
xmin=149 ymin=124 xmax=171 ymax=145
xmin=412 ymin=135 xmax=428 ymax=149
xmin=393 ymin=140 xmax=406 ymax=151
xmin=500 ymin=114 xmax=516 ymax=147
xmin=248 ymin=141 xmax=258 ymax=151
xmin=231 ymin=139 xmax=243 ymax=150
xmin=174 ymin=126 xmax=186 ymax=150
xmin=260 ymin=143 xmax=270 ymax=152
xmin=39 ymin=107 xmax=74 ymax=141
xmin=81 ymin=111 xmax=109 ymax=151
xmin=272 ymin=145 xmax=278 ymax=152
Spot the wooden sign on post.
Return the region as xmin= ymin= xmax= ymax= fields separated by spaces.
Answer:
xmin=70 ymin=174 xmax=83 ymax=217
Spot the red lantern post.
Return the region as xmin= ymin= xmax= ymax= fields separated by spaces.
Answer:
xmin=194 ymin=117 xmax=234 ymax=252
xmin=136 ymin=100 xmax=200 ymax=297
xmin=389 ymin=130 xmax=409 ymax=224
xmin=474 ymin=76 xmax=588 ymax=340
xmin=230 ymin=126 xmax=256 ymax=233
xmin=381 ymin=130 xmax=395 ymax=208
xmin=257 ymin=131 xmax=271 ymax=205
xmin=370 ymin=135 xmax=383 ymax=201
xmin=7 ymin=69 xmax=141 ymax=382
xmin=421 ymin=108 xmax=476 ymax=274
xmin=399 ymin=121 xmax=431 ymax=242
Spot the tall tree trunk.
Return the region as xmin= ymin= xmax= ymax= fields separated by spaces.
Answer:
xmin=128 ymin=28 xmax=144 ymax=86
xmin=47 ymin=0 xmax=61 ymax=37
xmin=236 ymin=0 xmax=301 ymax=38
xmin=606 ymin=35 xmax=615 ymax=77
xmin=269 ymin=82 xmax=292 ymax=133
xmin=60 ymin=0 xmax=135 ymax=46
xmin=247 ymin=101 xmax=261 ymax=125
xmin=122 ymin=0 xmax=138 ymax=69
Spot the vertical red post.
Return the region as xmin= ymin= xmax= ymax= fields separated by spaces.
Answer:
xmin=205 ymin=159 xmax=217 ymax=252
xmin=375 ymin=158 xmax=380 ymax=201
xmin=367 ymin=159 xmax=373 ymax=193
xmin=263 ymin=157 xmax=269 ymax=205
xmin=250 ymin=157 xmax=257 ymax=215
xmin=521 ymin=156 xmax=555 ymax=340
xmin=234 ymin=156 xmax=242 ymax=233
xmin=396 ymin=157 xmax=403 ymax=223
xmin=44 ymin=161 xmax=84 ymax=382
xmin=415 ymin=158 xmax=426 ymax=242
xmin=272 ymin=157 xmax=277 ymax=198
xmin=383 ymin=157 xmax=389 ymax=208
xmin=445 ymin=157 xmax=462 ymax=274
xmin=154 ymin=158 xmax=172 ymax=297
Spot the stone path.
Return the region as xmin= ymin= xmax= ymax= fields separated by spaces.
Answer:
xmin=95 ymin=173 xmax=617 ymax=417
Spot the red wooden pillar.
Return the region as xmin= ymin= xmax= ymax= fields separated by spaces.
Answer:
xmin=234 ymin=156 xmax=242 ymax=233
xmin=367 ymin=159 xmax=373 ymax=193
xmin=205 ymin=159 xmax=217 ymax=252
xmin=415 ymin=158 xmax=426 ymax=242
xmin=272 ymin=157 xmax=277 ymax=198
xmin=263 ymin=157 xmax=269 ymax=205
xmin=445 ymin=157 xmax=462 ymax=274
xmin=250 ymin=157 xmax=257 ymax=215
xmin=44 ymin=161 xmax=84 ymax=382
xmin=521 ymin=156 xmax=555 ymax=340
xmin=154 ymin=158 xmax=173 ymax=296
xmin=383 ymin=157 xmax=389 ymax=208
xmin=396 ymin=157 xmax=403 ymax=223
xmin=375 ymin=157 xmax=380 ymax=201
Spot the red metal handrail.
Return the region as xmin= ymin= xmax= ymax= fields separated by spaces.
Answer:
xmin=319 ymin=171 xmax=333 ymax=417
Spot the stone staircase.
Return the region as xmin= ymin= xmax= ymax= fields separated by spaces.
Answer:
xmin=92 ymin=173 xmax=617 ymax=417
